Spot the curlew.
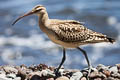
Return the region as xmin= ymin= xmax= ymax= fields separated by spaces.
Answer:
xmin=12 ymin=5 xmax=115 ymax=77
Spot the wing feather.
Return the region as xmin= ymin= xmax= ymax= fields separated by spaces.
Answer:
xmin=50 ymin=20 xmax=106 ymax=43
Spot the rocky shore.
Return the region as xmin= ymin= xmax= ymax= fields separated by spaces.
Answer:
xmin=0 ymin=64 xmax=120 ymax=80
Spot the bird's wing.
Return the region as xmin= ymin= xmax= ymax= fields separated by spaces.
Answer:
xmin=50 ymin=20 xmax=106 ymax=43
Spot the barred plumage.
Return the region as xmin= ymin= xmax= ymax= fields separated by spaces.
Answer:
xmin=49 ymin=20 xmax=114 ymax=44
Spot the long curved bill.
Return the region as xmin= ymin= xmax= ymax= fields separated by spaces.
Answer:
xmin=12 ymin=11 xmax=34 ymax=26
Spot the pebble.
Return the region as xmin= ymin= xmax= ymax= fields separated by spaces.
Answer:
xmin=0 ymin=73 xmax=6 ymax=78
xmin=0 ymin=64 xmax=120 ymax=80
xmin=47 ymin=78 xmax=54 ymax=80
xmin=116 ymin=64 xmax=120 ymax=69
xmin=70 ymin=72 xmax=83 ymax=80
xmin=59 ymin=68 xmax=65 ymax=75
xmin=14 ymin=77 xmax=21 ymax=80
xmin=94 ymin=78 xmax=102 ymax=80
xmin=0 ymin=78 xmax=12 ymax=80
xmin=102 ymin=70 xmax=110 ymax=77
xmin=3 ymin=66 xmax=18 ymax=74
xmin=81 ymin=77 xmax=86 ymax=80
xmin=97 ymin=64 xmax=109 ymax=71
xmin=109 ymin=66 xmax=118 ymax=73
xmin=56 ymin=76 xmax=69 ymax=80
xmin=41 ymin=70 xmax=48 ymax=76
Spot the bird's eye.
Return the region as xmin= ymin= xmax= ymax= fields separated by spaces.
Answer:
xmin=36 ymin=7 xmax=42 ymax=10
xmin=34 ymin=8 xmax=42 ymax=13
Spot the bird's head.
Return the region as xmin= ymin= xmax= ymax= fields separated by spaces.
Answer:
xmin=12 ymin=5 xmax=46 ymax=25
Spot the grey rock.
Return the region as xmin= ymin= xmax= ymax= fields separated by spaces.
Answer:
xmin=41 ymin=70 xmax=48 ymax=76
xmin=97 ymin=64 xmax=109 ymax=71
xmin=0 ymin=73 xmax=6 ymax=78
xmin=70 ymin=72 xmax=83 ymax=80
xmin=3 ymin=66 xmax=18 ymax=74
xmin=6 ymin=73 xmax=16 ymax=79
xmin=46 ymin=69 xmax=55 ymax=77
xmin=0 ymin=78 xmax=7 ymax=80
xmin=0 ymin=78 xmax=12 ymax=80
xmin=14 ymin=77 xmax=21 ymax=80
xmin=109 ymin=66 xmax=118 ymax=73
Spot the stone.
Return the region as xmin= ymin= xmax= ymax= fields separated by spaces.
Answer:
xmin=3 ymin=66 xmax=18 ymax=74
xmin=109 ymin=66 xmax=118 ymax=73
xmin=14 ymin=77 xmax=21 ymax=80
xmin=6 ymin=73 xmax=16 ymax=79
xmin=70 ymin=72 xmax=83 ymax=80
xmin=81 ymin=77 xmax=86 ymax=80
xmin=102 ymin=70 xmax=110 ymax=77
xmin=97 ymin=64 xmax=109 ymax=71
xmin=56 ymin=76 xmax=69 ymax=80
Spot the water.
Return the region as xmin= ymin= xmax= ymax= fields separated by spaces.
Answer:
xmin=0 ymin=0 xmax=120 ymax=69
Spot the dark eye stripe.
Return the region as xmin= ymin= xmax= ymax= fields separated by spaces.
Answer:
xmin=35 ymin=9 xmax=42 ymax=12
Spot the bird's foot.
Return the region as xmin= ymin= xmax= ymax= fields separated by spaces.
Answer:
xmin=54 ymin=68 xmax=61 ymax=77
xmin=87 ymin=66 xmax=97 ymax=80
xmin=87 ymin=66 xmax=93 ymax=80
xmin=81 ymin=66 xmax=95 ymax=80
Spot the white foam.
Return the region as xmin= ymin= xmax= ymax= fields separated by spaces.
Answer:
xmin=107 ymin=16 xmax=117 ymax=26
xmin=0 ymin=33 xmax=57 ymax=49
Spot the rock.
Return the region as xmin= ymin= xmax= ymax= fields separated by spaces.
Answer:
xmin=47 ymin=78 xmax=54 ymax=80
xmin=109 ymin=66 xmax=118 ymax=73
xmin=97 ymin=64 xmax=109 ymax=71
xmin=81 ymin=77 xmax=86 ymax=80
xmin=56 ymin=76 xmax=69 ymax=80
xmin=89 ymin=71 xmax=106 ymax=79
xmin=41 ymin=70 xmax=48 ymax=76
xmin=0 ymin=73 xmax=6 ymax=77
xmin=46 ymin=69 xmax=55 ymax=77
xmin=0 ymin=78 xmax=11 ymax=80
xmin=14 ymin=77 xmax=21 ymax=80
xmin=116 ymin=64 xmax=120 ymax=69
xmin=111 ymin=72 xmax=120 ymax=78
xmin=70 ymin=72 xmax=83 ymax=80
xmin=6 ymin=73 xmax=16 ymax=79
xmin=94 ymin=78 xmax=102 ymax=80
xmin=41 ymin=69 xmax=55 ymax=77
xmin=3 ymin=66 xmax=18 ymax=74
xmin=89 ymin=71 xmax=99 ymax=78
xmin=107 ymin=77 xmax=115 ymax=80
xmin=102 ymin=69 xmax=110 ymax=77
xmin=0 ymin=64 xmax=120 ymax=80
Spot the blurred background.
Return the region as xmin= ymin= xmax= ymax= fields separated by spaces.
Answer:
xmin=0 ymin=0 xmax=120 ymax=69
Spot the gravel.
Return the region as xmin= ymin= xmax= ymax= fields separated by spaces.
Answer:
xmin=0 ymin=64 xmax=120 ymax=80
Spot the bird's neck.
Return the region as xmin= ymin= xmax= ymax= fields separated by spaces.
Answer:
xmin=38 ymin=12 xmax=50 ymax=27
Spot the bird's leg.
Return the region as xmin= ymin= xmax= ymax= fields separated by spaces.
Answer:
xmin=77 ymin=47 xmax=93 ymax=79
xmin=55 ymin=48 xmax=66 ymax=76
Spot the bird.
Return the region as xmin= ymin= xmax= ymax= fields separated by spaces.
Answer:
xmin=12 ymin=5 xmax=115 ymax=77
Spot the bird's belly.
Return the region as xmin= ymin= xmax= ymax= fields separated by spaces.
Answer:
xmin=47 ymin=34 xmax=80 ymax=48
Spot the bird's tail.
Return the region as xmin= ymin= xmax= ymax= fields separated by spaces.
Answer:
xmin=106 ymin=37 xmax=115 ymax=43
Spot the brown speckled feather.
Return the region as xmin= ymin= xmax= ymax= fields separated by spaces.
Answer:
xmin=50 ymin=20 xmax=107 ymax=43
